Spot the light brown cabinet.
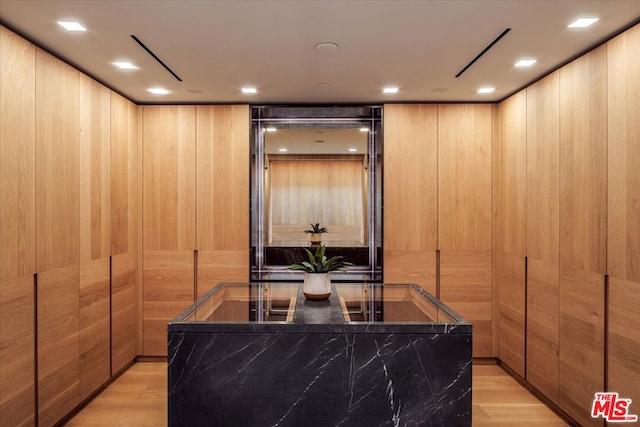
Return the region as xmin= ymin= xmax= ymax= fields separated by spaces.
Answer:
xmin=110 ymin=92 xmax=141 ymax=373
xmin=142 ymin=106 xmax=196 ymax=355
xmin=558 ymin=45 xmax=607 ymax=427
xmin=607 ymin=24 xmax=640 ymax=412
xmin=35 ymin=47 xmax=82 ymax=426
xmin=195 ymin=105 xmax=250 ymax=297
xmin=496 ymin=91 xmax=527 ymax=375
xmin=437 ymin=104 xmax=493 ymax=357
xmin=525 ymin=71 xmax=560 ymax=403
xmin=383 ymin=104 xmax=438 ymax=294
xmin=0 ymin=25 xmax=36 ymax=427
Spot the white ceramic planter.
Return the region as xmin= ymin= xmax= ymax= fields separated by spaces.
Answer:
xmin=303 ymin=272 xmax=331 ymax=300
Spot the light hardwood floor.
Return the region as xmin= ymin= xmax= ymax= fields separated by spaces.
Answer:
xmin=65 ymin=362 xmax=568 ymax=426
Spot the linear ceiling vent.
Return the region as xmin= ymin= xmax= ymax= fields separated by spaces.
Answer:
xmin=455 ymin=28 xmax=511 ymax=78
xmin=130 ymin=34 xmax=182 ymax=82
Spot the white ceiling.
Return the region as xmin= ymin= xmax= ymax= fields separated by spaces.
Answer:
xmin=1 ymin=0 xmax=638 ymax=104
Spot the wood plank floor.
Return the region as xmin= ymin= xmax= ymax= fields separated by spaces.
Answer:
xmin=65 ymin=362 xmax=568 ymax=426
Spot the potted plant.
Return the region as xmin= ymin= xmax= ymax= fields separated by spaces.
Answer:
xmin=304 ymin=223 xmax=328 ymax=246
xmin=289 ymin=245 xmax=352 ymax=300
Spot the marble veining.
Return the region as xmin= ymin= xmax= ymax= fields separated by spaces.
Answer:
xmin=168 ymin=283 xmax=472 ymax=426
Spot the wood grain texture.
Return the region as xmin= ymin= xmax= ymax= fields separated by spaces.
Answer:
xmin=526 ymin=72 xmax=560 ymax=263
xmin=608 ymin=277 xmax=640 ymax=410
xmin=143 ymin=106 xmax=196 ymax=251
xmin=35 ymin=47 xmax=80 ymax=272
xmin=80 ymin=74 xmax=110 ymax=262
xmin=111 ymin=252 xmax=138 ymax=374
xmin=0 ymin=27 xmax=36 ymax=427
xmin=38 ymin=264 xmax=80 ymax=426
xmin=496 ymin=252 xmax=525 ymax=377
xmin=496 ymin=91 xmax=527 ymax=256
xmin=437 ymin=104 xmax=492 ymax=251
xmin=439 ymin=250 xmax=492 ymax=356
xmin=143 ymin=250 xmax=194 ymax=356
xmin=558 ymin=45 xmax=607 ymax=427
xmin=525 ymin=71 xmax=560 ymax=405
xmin=0 ymin=276 xmax=35 ymax=426
xmin=607 ymin=24 xmax=640 ymax=283
xmin=383 ymin=104 xmax=438 ymax=289
xmin=558 ymin=269 xmax=604 ymax=427
xmin=79 ymin=258 xmax=110 ymax=401
xmin=268 ymin=159 xmax=365 ymax=243
xmin=197 ymin=250 xmax=248 ymax=297
xmin=559 ymin=45 xmax=607 ymax=274
xmin=384 ymin=251 xmax=437 ymax=295
xmin=111 ymin=93 xmax=141 ymax=255
xmin=496 ymin=92 xmax=527 ymax=377
xmin=196 ymin=105 xmax=249 ymax=251
xmin=66 ymin=362 xmax=568 ymax=427
xmin=0 ymin=26 xmax=36 ymax=282
xmin=526 ymin=258 xmax=559 ymax=404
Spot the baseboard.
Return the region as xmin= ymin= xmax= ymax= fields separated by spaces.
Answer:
xmin=472 ymin=356 xmax=499 ymax=365
xmin=497 ymin=359 xmax=580 ymax=427
xmin=136 ymin=355 xmax=168 ymax=362
xmin=55 ymin=357 xmax=137 ymax=427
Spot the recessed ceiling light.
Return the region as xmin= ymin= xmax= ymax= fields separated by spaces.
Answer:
xmin=315 ymin=42 xmax=339 ymax=53
xmin=265 ymin=127 xmax=277 ymax=132
xmin=515 ymin=59 xmax=537 ymax=67
xmin=241 ymin=87 xmax=257 ymax=94
xmin=348 ymin=148 xmax=358 ymax=152
xmin=568 ymin=17 xmax=599 ymax=28
xmin=57 ymin=21 xmax=86 ymax=32
xmin=359 ymin=127 xmax=369 ymax=132
xmin=477 ymin=87 xmax=495 ymax=94
xmin=148 ymin=87 xmax=169 ymax=95
xmin=113 ymin=61 xmax=138 ymax=70
xmin=278 ymin=148 xmax=288 ymax=152
xmin=317 ymin=82 xmax=330 ymax=87
xmin=383 ymin=87 xmax=399 ymax=94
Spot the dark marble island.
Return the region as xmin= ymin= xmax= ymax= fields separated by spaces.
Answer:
xmin=168 ymin=283 xmax=472 ymax=427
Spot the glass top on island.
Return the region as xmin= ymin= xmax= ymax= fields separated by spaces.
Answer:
xmin=172 ymin=282 xmax=467 ymax=326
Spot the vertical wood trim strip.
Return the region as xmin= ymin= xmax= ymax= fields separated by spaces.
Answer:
xmin=604 ymin=274 xmax=609 ymax=393
xmin=109 ymin=256 xmax=112 ymax=378
xmin=524 ymin=256 xmax=528 ymax=380
xmin=436 ymin=250 xmax=441 ymax=299
xmin=33 ymin=273 xmax=38 ymax=427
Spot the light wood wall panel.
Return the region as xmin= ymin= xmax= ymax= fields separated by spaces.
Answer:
xmin=608 ymin=277 xmax=640 ymax=411
xmin=0 ymin=26 xmax=36 ymax=426
xmin=437 ymin=104 xmax=492 ymax=357
xmin=143 ymin=251 xmax=194 ymax=355
xmin=111 ymin=252 xmax=138 ymax=374
xmin=440 ymin=251 xmax=492 ymax=356
xmin=268 ymin=160 xmax=364 ymax=243
xmin=79 ymin=74 xmax=110 ymax=262
xmin=111 ymin=93 xmax=140 ymax=255
xmin=37 ymin=265 xmax=80 ymax=427
xmin=0 ymin=276 xmax=35 ymax=426
xmin=78 ymin=75 xmax=111 ymax=401
xmin=110 ymin=92 xmax=141 ymax=365
xmin=383 ymin=104 xmax=438 ymax=293
xmin=79 ymin=258 xmax=110 ymax=401
xmin=496 ymin=91 xmax=527 ymax=376
xmin=607 ymin=23 xmax=640 ymax=409
xmin=35 ymin=47 xmax=82 ymax=426
xmin=437 ymin=104 xmax=492 ymax=251
xmin=607 ymin=24 xmax=640 ymax=284
xmin=195 ymin=105 xmax=250 ymax=296
xmin=143 ymin=106 xmax=196 ymax=251
xmin=143 ymin=106 xmax=196 ymax=355
xmin=525 ymin=72 xmax=560 ymax=404
xmin=35 ymin=48 xmax=80 ymax=272
xmin=558 ymin=45 xmax=607 ymax=427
